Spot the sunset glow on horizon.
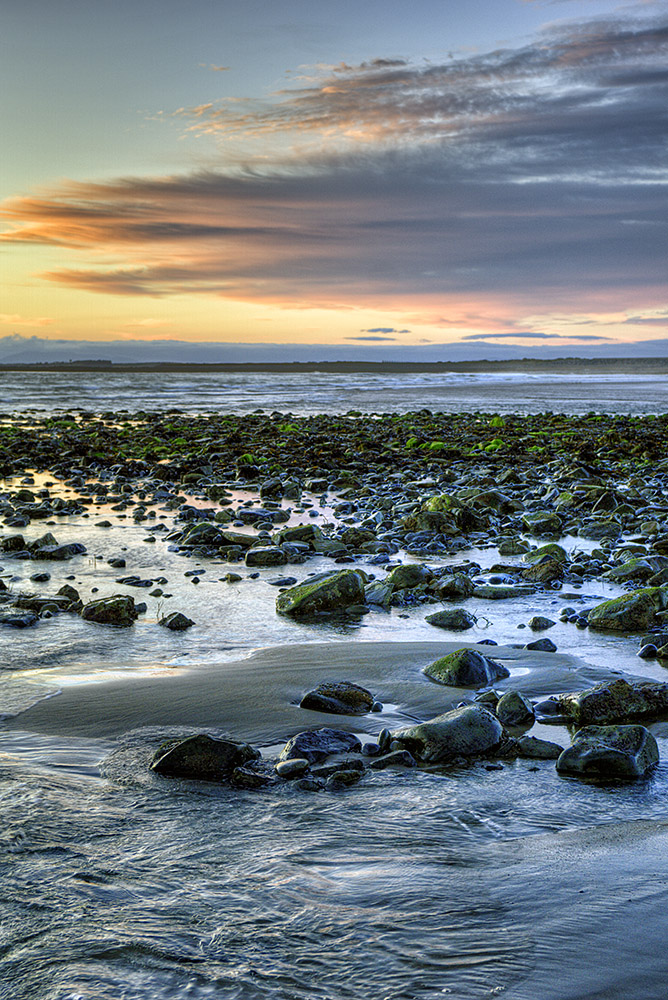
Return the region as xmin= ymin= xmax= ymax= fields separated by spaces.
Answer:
xmin=2 ymin=0 xmax=667 ymax=362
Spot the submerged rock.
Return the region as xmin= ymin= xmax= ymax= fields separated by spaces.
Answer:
xmin=276 ymin=569 xmax=366 ymax=616
xmin=390 ymin=705 xmax=503 ymax=764
xmin=299 ymin=681 xmax=375 ymax=716
xmin=556 ymin=725 xmax=658 ymax=780
xmin=80 ymin=594 xmax=138 ymax=627
xmin=423 ymin=648 xmax=510 ymax=688
xmin=150 ymin=734 xmax=260 ymax=781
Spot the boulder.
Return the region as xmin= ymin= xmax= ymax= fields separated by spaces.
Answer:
xmin=390 ymin=705 xmax=503 ymax=764
xmin=244 ymin=546 xmax=288 ymax=568
xmin=548 ymin=677 xmax=668 ymax=725
xmin=528 ymin=616 xmax=556 ymax=631
xmin=523 ymin=543 xmax=568 ymax=565
xmin=31 ymin=542 xmax=86 ymax=561
xmin=496 ymin=690 xmax=535 ymax=728
xmin=276 ymin=569 xmax=366 ymax=616
xmin=423 ymin=648 xmax=510 ymax=687
xmin=425 ymin=608 xmax=477 ymax=631
xmin=386 ymin=563 xmax=434 ymax=591
xmin=516 ymin=735 xmax=563 ymax=760
xmin=432 ymin=573 xmax=475 ymax=600
xmin=587 ymin=587 xmax=668 ymax=632
xmin=279 ymin=728 xmax=362 ymax=763
xmin=556 ymin=725 xmax=658 ymax=780
xmin=0 ymin=609 xmax=39 ymax=628
xmin=299 ymin=681 xmax=374 ymax=716
xmin=521 ymin=511 xmax=563 ymax=535
xmin=80 ymin=594 xmax=138 ymax=627
xmin=151 ymin=734 xmax=259 ymax=781
xmin=159 ymin=612 xmax=195 ymax=631
xmin=521 ymin=557 xmax=564 ymax=584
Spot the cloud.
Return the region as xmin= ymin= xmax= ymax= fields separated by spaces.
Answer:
xmin=345 ymin=335 xmax=397 ymax=341
xmin=0 ymin=313 xmax=54 ymax=327
xmin=362 ymin=327 xmax=411 ymax=334
xmin=462 ymin=331 xmax=615 ymax=341
xmin=1 ymin=8 xmax=667 ymax=322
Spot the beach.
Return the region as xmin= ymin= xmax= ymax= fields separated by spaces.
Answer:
xmin=2 ymin=378 xmax=668 ymax=998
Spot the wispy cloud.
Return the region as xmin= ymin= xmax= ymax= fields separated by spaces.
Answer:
xmin=0 ymin=313 xmax=54 ymax=327
xmin=462 ymin=331 xmax=615 ymax=340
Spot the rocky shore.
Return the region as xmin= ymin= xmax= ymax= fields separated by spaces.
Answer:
xmin=3 ymin=408 xmax=668 ymax=790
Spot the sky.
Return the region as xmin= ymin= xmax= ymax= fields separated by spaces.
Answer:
xmin=1 ymin=0 xmax=667 ymax=362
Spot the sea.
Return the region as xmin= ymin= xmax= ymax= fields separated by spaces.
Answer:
xmin=1 ymin=368 xmax=668 ymax=1000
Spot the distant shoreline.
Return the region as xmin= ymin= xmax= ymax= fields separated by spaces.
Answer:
xmin=2 ymin=356 xmax=668 ymax=374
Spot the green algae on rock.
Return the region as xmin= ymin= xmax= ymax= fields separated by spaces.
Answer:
xmin=275 ymin=568 xmax=366 ymax=616
xmin=587 ymin=586 xmax=668 ymax=632
xmin=423 ymin=647 xmax=510 ymax=687
xmin=545 ymin=677 xmax=668 ymax=725
xmin=80 ymin=594 xmax=139 ymax=627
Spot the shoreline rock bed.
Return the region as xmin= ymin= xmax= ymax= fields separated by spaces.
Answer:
xmin=3 ymin=409 xmax=668 ymax=787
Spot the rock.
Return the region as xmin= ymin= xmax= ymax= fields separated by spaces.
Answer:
xmin=367 ymin=750 xmax=417 ymax=769
xmin=432 ymin=573 xmax=475 ymax=600
xmin=150 ymin=734 xmax=260 ymax=781
xmin=275 ymin=569 xmax=366 ymax=616
xmin=1 ymin=535 xmax=27 ymax=552
xmin=472 ymin=585 xmax=535 ymax=600
xmin=521 ymin=511 xmax=563 ymax=535
xmin=523 ymin=543 xmax=568 ymax=564
xmin=385 ymin=563 xmax=434 ymax=591
xmin=528 ymin=616 xmax=556 ymax=630
xmin=578 ymin=520 xmax=621 ymax=541
xmin=423 ymin=648 xmax=510 ymax=687
xmin=525 ymin=637 xmax=558 ymax=652
xmin=159 ymin=612 xmax=195 ymax=631
xmin=549 ymin=677 xmax=668 ymax=725
xmin=390 ymin=705 xmax=503 ymax=764
xmin=275 ymin=758 xmax=310 ymax=779
xmin=57 ymin=584 xmax=81 ymax=603
xmin=31 ymin=542 xmax=86 ymax=561
xmin=278 ymin=728 xmax=363 ymax=763
xmin=521 ymin=557 xmax=564 ymax=584
xmin=299 ymin=681 xmax=374 ymax=715
xmin=327 ymin=769 xmax=363 ymax=789
xmin=425 ymin=608 xmax=477 ymax=631
xmin=556 ymin=725 xmax=658 ymax=780
xmin=496 ymin=691 xmax=535 ymax=727
xmin=310 ymin=758 xmax=365 ymax=779
xmin=0 ymin=609 xmax=39 ymax=628
xmin=364 ymin=579 xmax=394 ymax=606
xmin=244 ymin=546 xmax=288 ymax=568
xmin=80 ymin=594 xmax=138 ymax=627
xmin=230 ymin=766 xmax=272 ymax=789
xmin=587 ymin=587 xmax=668 ymax=632
xmin=638 ymin=643 xmax=658 ymax=659
xmin=497 ymin=538 xmax=531 ymax=556
xmin=516 ymin=735 xmax=563 ymax=759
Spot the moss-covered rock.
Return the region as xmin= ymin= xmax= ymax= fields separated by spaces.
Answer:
xmin=423 ymin=648 xmax=509 ymax=687
xmin=81 ymin=594 xmax=138 ymax=627
xmin=390 ymin=705 xmax=503 ymax=763
xmin=549 ymin=677 xmax=668 ymax=725
xmin=276 ymin=569 xmax=366 ymax=616
xmin=587 ymin=587 xmax=668 ymax=632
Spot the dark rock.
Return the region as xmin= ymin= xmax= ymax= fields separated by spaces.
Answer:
xmin=516 ymin=735 xmax=563 ymax=760
xmin=587 ymin=587 xmax=668 ymax=632
xmin=276 ymin=569 xmax=366 ymax=616
xmin=423 ymin=648 xmax=510 ymax=687
xmin=368 ymin=750 xmax=417 ymax=769
xmin=245 ymin=546 xmax=288 ymax=568
xmin=390 ymin=705 xmax=503 ymax=764
xmin=425 ymin=608 xmax=477 ymax=631
xmin=151 ymin=734 xmax=259 ymax=781
xmin=556 ymin=724 xmax=658 ymax=779
xmin=496 ymin=690 xmax=535 ymax=727
xmin=300 ymin=681 xmax=374 ymax=716
xmin=80 ymin=594 xmax=138 ymax=627
xmin=275 ymin=758 xmax=310 ymax=779
xmin=0 ymin=609 xmax=39 ymax=628
xmin=279 ymin=728 xmax=362 ymax=763
xmin=159 ymin=612 xmax=195 ymax=631
xmin=552 ymin=677 xmax=668 ymax=725
xmin=326 ymin=769 xmax=363 ymax=789
xmin=528 ymin=616 xmax=556 ymax=630
xmin=525 ymin=637 xmax=558 ymax=652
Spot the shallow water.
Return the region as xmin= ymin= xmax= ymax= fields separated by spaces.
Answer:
xmin=1 ymin=368 xmax=668 ymax=415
